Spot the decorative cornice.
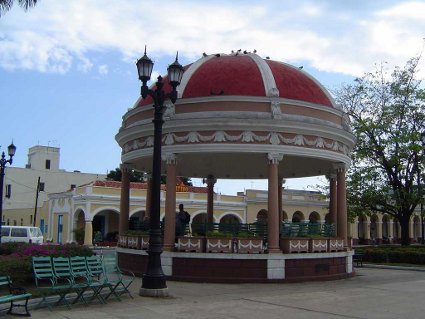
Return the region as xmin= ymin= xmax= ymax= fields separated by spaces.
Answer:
xmin=123 ymin=130 xmax=351 ymax=156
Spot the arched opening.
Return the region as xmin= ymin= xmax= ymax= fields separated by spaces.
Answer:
xmin=282 ymin=210 xmax=288 ymax=222
xmin=370 ymin=214 xmax=378 ymax=243
xmin=358 ymin=215 xmax=367 ymax=244
xmin=308 ymin=211 xmax=321 ymax=235
xmin=218 ymin=214 xmax=242 ymax=234
xmin=92 ymin=209 xmax=119 ymax=243
xmin=393 ymin=218 xmax=400 ymax=243
xmin=191 ymin=213 xmax=207 ymax=236
xmin=129 ymin=210 xmax=146 ymax=230
xmin=382 ymin=215 xmax=389 ymax=243
xmin=413 ymin=216 xmax=420 ymax=242
xmin=256 ymin=209 xmax=268 ymax=223
xmin=292 ymin=211 xmax=304 ymax=222
xmin=73 ymin=209 xmax=85 ymax=244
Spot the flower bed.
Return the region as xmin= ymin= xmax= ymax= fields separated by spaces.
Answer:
xmin=0 ymin=243 xmax=93 ymax=284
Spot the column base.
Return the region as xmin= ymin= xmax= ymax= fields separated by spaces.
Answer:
xmin=139 ymin=287 xmax=169 ymax=297
xmin=162 ymin=244 xmax=175 ymax=252
xmin=268 ymin=248 xmax=281 ymax=254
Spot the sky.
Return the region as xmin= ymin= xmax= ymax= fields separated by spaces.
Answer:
xmin=0 ymin=0 xmax=424 ymax=195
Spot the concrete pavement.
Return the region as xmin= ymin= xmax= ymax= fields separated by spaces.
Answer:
xmin=11 ymin=267 xmax=425 ymax=319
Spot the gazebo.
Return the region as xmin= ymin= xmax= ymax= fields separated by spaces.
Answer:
xmin=115 ymin=52 xmax=356 ymax=282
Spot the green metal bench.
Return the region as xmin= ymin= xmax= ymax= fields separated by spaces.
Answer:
xmin=353 ymin=251 xmax=364 ymax=267
xmin=102 ymin=254 xmax=135 ymax=300
xmin=33 ymin=256 xmax=74 ymax=310
xmin=69 ymin=256 xmax=106 ymax=305
xmin=0 ymin=275 xmax=32 ymax=316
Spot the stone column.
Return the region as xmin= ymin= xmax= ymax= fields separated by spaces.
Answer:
xmin=352 ymin=220 xmax=359 ymax=245
xmin=409 ymin=218 xmax=414 ymax=243
xmin=204 ymin=175 xmax=217 ymax=226
xmin=336 ymin=164 xmax=348 ymax=246
xmin=83 ymin=220 xmax=93 ymax=246
xmin=145 ymin=176 xmax=152 ymax=218
xmin=278 ymin=178 xmax=283 ymax=229
xmin=376 ymin=221 xmax=383 ymax=245
xmin=163 ymin=154 xmax=177 ymax=251
xmin=364 ymin=219 xmax=371 ymax=243
xmin=267 ymin=153 xmax=283 ymax=253
xmin=119 ymin=164 xmax=130 ymax=236
xmin=329 ymin=174 xmax=337 ymax=227
xmin=388 ymin=220 xmax=394 ymax=243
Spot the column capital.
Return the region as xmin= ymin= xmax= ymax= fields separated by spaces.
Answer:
xmin=332 ymin=162 xmax=348 ymax=172
xmin=326 ymin=173 xmax=337 ymax=180
xmin=163 ymin=152 xmax=177 ymax=164
xmin=267 ymin=152 xmax=283 ymax=164
xmin=120 ymin=163 xmax=134 ymax=172
xmin=203 ymin=174 xmax=217 ymax=185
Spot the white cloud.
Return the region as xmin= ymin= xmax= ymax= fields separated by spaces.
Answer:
xmin=98 ymin=64 xmax=108 ymax=75
xmin=0 ymin=0 xmax=424 ymax=78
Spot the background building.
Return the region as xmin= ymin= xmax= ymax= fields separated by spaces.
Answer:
xmin=1 ymin=145 xmax=106 ymax=235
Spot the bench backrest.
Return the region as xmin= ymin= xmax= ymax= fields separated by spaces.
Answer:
xmin=52 ymin=257 xmax=73 ymax=281
xmin=70 ymin=256 xmax=90 ymax=280
xmin=0 ymin=276 xmax=11 ymax=290
xmin=32 ymin=256 xmax=55 ymax=285
xmin=86 ymin=255 xmax=104 ymax=278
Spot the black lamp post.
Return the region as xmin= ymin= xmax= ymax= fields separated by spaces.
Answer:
xmin=420 ymin=131 xmax=425 ymax=245
xmin=0 ymin=143 xmax=16 ymax=243
xmin=136 ymin=47 xmax=184 ymax=292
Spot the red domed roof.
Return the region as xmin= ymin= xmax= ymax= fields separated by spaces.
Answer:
xmin=138 ymin=53 xmax=334 ymax=108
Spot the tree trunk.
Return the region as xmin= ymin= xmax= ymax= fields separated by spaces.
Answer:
xmin=399 ymin=216 xmax=411 ymax=246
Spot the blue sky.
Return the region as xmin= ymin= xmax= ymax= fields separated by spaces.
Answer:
xmin=1 ymin=0 xmax=424 ymax=195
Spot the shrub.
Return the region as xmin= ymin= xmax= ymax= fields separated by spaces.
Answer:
xmin=206 ymin=231 xmax=232 ymax=238
xmin=0 ymin=255 xmax=32 ymax=284
xmin=236 ymin=231 xmax=259 ymax=239
xmin=0 ymin=243 xmax=93 ymax=283
xmin=358 ymin=246 xmax=425 ymax=265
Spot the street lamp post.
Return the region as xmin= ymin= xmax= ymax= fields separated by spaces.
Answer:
xmin=0 ymin=143 xmax=17 ymax=243
xmin=420 ymin=131 xmax=425 ymax=245
xmin=136 ymin=47 xmax=184 ymax=294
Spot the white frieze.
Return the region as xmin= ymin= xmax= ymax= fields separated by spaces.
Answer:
xmin=163 ymin=103 xmax=175 ymax=119
xmin=124 ymin=131 xmax=351 ymax=155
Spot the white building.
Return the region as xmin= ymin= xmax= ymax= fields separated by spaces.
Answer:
xmin=1 ymin=145 xmax=106 ymax=233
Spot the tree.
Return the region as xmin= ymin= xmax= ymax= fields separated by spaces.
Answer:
xmin=107 ymin=167 xmax=146 ymax=183
xmin=335 ymin=57 xmax=425 ymax=245
xmin=107 ymin=167 xmax=193 ymax=186
xmin=0 ymin=0 xmax=37 ymax=17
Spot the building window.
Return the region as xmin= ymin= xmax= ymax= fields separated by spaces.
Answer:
xmin=45 ymin=160 xmax=51 ymax=169
xmin=7 ymin=219 xmax=10 ymax=225
xmin=30 ymin=215 xmax=33 ymax=225
xmin=5 ymin=184 xmax=11 ymax=198
xmin=13 ymin=220 xmax=17 ymax=226
xmin=39 ymin=182 xmax=45 ymax=192
xmin=20 ymin=218 xmax=23 ymax=226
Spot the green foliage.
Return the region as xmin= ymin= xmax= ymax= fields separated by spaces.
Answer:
xmin=236 ymin=231 xmax=259 ymax=239
xmin=125 ymin=230 xmax=149 ymax=236
xmin=356 ymin=246 xmax=425 ymax=265
xmin=93 ymin=231 xmax=103 ymax=243
xmin=73 ymin=228 xmax=85 ymax=243
xmin=0 ymin=255 xmax=32 ymax=284
xmin=206 ymin=231 xmax=232 ymax=238
xmin=107 ymin=167 xmax=146 ymax=182
xmin=0 ymin=243 xmax=93 ymax=284
xmin=335 ymin=56 xmax=425 ymax=245
xmin=107 ymin=167 xmax=193 ymax=186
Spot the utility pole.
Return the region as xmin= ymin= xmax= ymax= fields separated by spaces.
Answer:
xmin=33 ymin=177 xmax=40 ymax=227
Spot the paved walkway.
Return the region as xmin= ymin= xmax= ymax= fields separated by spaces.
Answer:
xmin=14 ymin=267 xmax=425 ymax=319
